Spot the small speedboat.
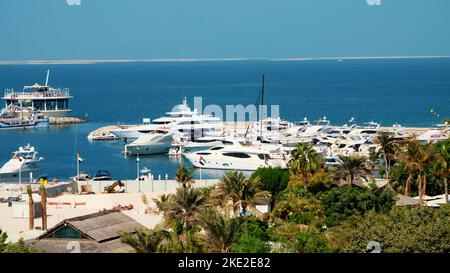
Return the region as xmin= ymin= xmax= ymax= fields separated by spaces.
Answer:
xmin=92 ymin=170 xmax=112 ymax=181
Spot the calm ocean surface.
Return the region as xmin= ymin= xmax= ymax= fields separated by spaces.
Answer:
xmin=0 ymin=59 xmax=449 ymax=181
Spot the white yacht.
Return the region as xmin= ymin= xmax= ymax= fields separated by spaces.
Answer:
xmin=416 ymin=127 xmax=449 ymax=144
xmin=0 ymin=144 xmax=45 ymax=182
xmin=111 ymin=98 xmax=224 ymax=141
xmin=283 ymin=117 xmax=332 ymax=143
xmin=179 ymin=136 xmax=227 ymax=153
xmin=124 ymin=129 xmax=175 ymax=155
xmin=183 ymin=143 xmax=287 ymax=171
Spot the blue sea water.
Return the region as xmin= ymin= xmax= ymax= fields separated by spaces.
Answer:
xmin=0 ymin=59 xmax=449 ymax=181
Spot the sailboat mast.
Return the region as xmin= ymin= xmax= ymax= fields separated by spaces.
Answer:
xmin=259 ymin=74 xmax=265 ymax=141
xmin=45 ymin=70 xmax=50 ymax=86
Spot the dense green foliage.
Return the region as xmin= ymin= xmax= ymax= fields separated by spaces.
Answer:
xmin=121 ymin=139 xmax=449 ymax=253
xmin=321 ymin=184 xmax=396 ymax=226
xmin=0 ymin=230 xmax=34 ymax=253
xmin=231 ymin=218 xmax=270 ymax=253
xmin=250 ymin=167 xmax=290 ymax=197
xmin=334 ymin=205 xmax=450 ymax=253
xmin=390 ymin=162 xmax=445 ymax=196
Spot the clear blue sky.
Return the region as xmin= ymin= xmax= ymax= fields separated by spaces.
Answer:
xmin=0 ymin=0 xmax=449 ymax=60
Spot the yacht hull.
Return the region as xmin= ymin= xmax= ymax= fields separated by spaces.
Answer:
xmin=125 ymin=143 xmax=172 ymax=155
xmin=0 ymin=169 xmax=46 ymax=183
xmin=183 ymin=153 xmax=267 ymax=171
xmin=0 ymin=120 xmax=49 ymax=130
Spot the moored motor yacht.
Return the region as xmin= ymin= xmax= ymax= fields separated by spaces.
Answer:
xmin=124 ymin=129 xmax=176 ymax=155
xmin=111 ymin=97 xmax=224 ymax=141
xmin=0 ymin=144 xmax=46 ymax=182
xmin=183 ymin=143 xmax=287 ymax=171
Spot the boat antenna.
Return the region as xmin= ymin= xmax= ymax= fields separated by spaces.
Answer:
xmin=244 ymin=73 xmax=265 ymax=139
xmin=260 ymin=74 xmax=265 ymax=141
xmin=45 ymin=70 xmax=50 ymax=86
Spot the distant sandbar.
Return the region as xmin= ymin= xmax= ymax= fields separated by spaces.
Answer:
xmin=0 ymin=56 xmax=449 ymax=65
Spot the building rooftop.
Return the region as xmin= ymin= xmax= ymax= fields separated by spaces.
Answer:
xmin=30 ymin=210 xmax=145 ymax=253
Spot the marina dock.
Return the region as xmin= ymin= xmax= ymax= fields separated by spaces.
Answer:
xmin=87 ymin=121 xmax=434 ymax=141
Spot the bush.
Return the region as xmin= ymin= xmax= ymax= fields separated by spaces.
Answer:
xmin=334 ymin=205 xmax=450 ymax=253
xmin=268 ymin=223 xmax=333 ymax=253
xmin=231 ymin=219 xmax=270 ymax=253
xmin=321 ymin=184 xmax=396 ymax=226
xmin=0 ymin=230 xmax=34 ymax=253
xmin=251 ymin=167 xmax=290 ymax=197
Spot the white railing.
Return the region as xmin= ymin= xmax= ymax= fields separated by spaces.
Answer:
xmin=3 ymin=88 xmax=71 ymax=98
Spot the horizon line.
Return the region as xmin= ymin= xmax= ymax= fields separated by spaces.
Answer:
xmin=0 ymin=55 xmax=449 ymax=65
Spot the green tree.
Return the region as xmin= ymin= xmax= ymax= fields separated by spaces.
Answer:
xmin=397 ymin=141 xmax=435 ymax=203
xmin=165 ymin=186 xmax=209 ymax=231
xmin=288 ymin=142 xmax=323 ymax=189
xmin=199 ymin=207 xmax=243 ymax=253
xmin=151 ymin=194 xmax=171 ymax=214
xmin=231 ymin=218 xmax=270 ymax=253
xmin=0 ymin=230 xmax=34 ymax=253
xmin=434 ymin=140 xmax=449 ymax=203
xmin=272 ymin=186 xmax=323 ymax=225
xmin=215 ymin=171 xmax=270 ymax=215
xmin=336 ymin=155 xmax=371 ymax=185
xmin=250 ymin=167 xmax=290 ymax=197
xmin=120 ymin=228 xmax=167 ymax=253
xmin=268 ymin=223 xmax=333 ymax=253
xmin=334 ymin=205 xmax=450 ymax=253
xmin=377 ymin=131 xmax=398 ymax=179
xmin=175 ymin=165 xmax=195 ymax=188
xmin=321 ymin=184 xmax=396 ymax=226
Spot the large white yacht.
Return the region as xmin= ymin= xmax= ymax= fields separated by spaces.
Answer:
xmin=0 ymin=144 xmax=45 ymax=182
xmin=183 ymin=142 xmax=287 ymax=171
xmin=124 ymin=129 xmax=175 ymax=155
xmin=111 ymin=97 xmax=224 ymax=141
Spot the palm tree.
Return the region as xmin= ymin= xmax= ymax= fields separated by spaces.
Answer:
xmin=288 ymin=142 xmax=323 ymax=188
xmin=215 ymin=171 xmax=270 ymax=215
xmin=336 ymin=155 xmax=371 ymax=185
xmin=377 ymin=131 xmax=398 ymax=179
xmin=39 ymin=185 xmax=47 ymax=230
xmin=26 ymin=185 xmax=34 ymax=230
xmin=199 ymin=207 xmax=243 ymax=253
xmin=397 ymin=141 xmax=435 ymax=203
xmin=120 ymin=228 xmax=168 ymax=253
xmin=367 ymin=147 xmax=381 ymax=175
xmin=165 ymin=186 xmax=209 ymax=231
xmin=175 ymin=165 xmax=195 ymax=188
xmin=214 ymin=171 xmax=243 ymax=214
xmin=434 ymin=141 xmax=449 ymax=203
xmin=151 ymin=194 xmax=171 ymax=214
